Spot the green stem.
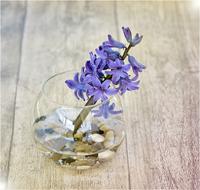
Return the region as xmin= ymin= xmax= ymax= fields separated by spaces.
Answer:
xmin=121 ymin=44 xmax=132 ymax=60
xmin=72 ymin=96 xmax=95 ymax=136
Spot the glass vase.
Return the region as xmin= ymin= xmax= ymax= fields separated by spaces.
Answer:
xmin=33 ymin=71 xmax=125 ymax=170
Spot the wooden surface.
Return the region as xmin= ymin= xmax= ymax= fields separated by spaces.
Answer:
xmin=1 ymin=1 xmax=199 ymax=190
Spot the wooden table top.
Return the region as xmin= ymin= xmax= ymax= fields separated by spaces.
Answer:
xmin=1 ymin=1 xmax=199 ymax=189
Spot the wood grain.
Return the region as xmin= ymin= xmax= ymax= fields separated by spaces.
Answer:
xmin=116 ymin=1 xmax=199 ymax=189
xmin=1 ymin=1 xmax=199 ymax=190
xmin=1 ymin=1 xmax=27 ymax=185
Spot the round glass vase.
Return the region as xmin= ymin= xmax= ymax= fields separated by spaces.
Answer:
xmin=33 ymin=71 xmax=125 ymax=170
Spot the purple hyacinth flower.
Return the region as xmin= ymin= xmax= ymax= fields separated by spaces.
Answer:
xmin=122 ymin=27 xmax=143 ymax=46
xmin=103 ymin=35 xmax=126 ymax=49
xmin=103 ymin=46 xmax=121 ymax=60
xmin=65 ymin=26 xmax=145 ymax=104
xmin=132 ymin=33 xmax=143 ymax=46
xmin=85 ymin=60 xmax=99 ymax=82
xmin=84 ymin=52 xmax=106 ymax=83
xmin=65 ymin=72 xmax=87 ymax=100
xmin=96 ymin=45 xmax=120 ymax=61
xmin=119 ymin=78 xmax=140 ymax=94
xmin=95 ymin=46 xmax=107 ymax=59
xmin=79 ymin=66 xmax=89 ymax=82
xmin=128 ymin=55 xmax=145 ymax=75
xmin=89 ymin=52 xmax=96 ymax=64
xmin=106 ymin=59 xmax=130 ymax=84
xmin=122 ymin=26 xmax=132 ymax=43
xmin=87 ymin=78 xmax=118 ymax=102
xmin=92 ymin=101 xmax=122 ymax=119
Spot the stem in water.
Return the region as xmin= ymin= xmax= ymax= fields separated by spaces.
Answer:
xmin=72 ymin=96 xmax=95 ymax=136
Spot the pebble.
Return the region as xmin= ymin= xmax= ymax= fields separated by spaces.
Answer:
xmin=98 ymin=150 xmax=115 ymax=161
xmin=89 ymin=134 xmax=105 ymax=143
xmin=73 ymin=132 xmax=83 ymax=140
xmin=103 ymin=130 xmax=115 ymax=148
xmin=92 ymin=143 xmax=104 ymax=151
xmin=74 ymin=142 xmax=93 ymax=152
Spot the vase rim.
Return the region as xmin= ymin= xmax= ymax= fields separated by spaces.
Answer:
xmin=41 ymin=70 xmax=120 ymax=109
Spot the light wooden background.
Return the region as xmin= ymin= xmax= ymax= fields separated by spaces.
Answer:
xmin=1 ymin=1 xmax=199 ymax=189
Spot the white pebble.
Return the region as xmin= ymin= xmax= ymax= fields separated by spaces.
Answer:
xmin=89 ymin=134 xmax=105 ymax=143
xmin=98 ymin=150 xmax=115 ymax=161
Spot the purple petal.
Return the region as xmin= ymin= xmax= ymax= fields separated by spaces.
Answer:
xmin=122 ymin=26 xmax=132 ymax=43
xmin=78 ymin=90 xmax=85 ymax=101
xmin=128 ymin=55 xmax=135 ymax=66
xmin=73 ymin=73 xmax=79 ymax=82
xmin=120 ymin=71 xmax=128 ymax=78
xmin=93 ymin=91 xmax=103 ymax=102
xmin=80 ymin=67 xmax=85 ymax=82
xmin=91 ymin=110 xmax=100 ymax=114
xmin=94 ymin=112 xmax=103 ymax=117
xmin=120 ymin=87 xmax=126 ymax=95
xmin=127 ymin=81 xmax=140 ymax=90
xmin=103 ymin=110 xmax=109 ymax=119
xmin=92 ymin=77 xmax=101 ymax=87
xmin=92 ymin=101 xmax=122 ymax=119
xmin=98 ymin=59 xmax=106 ymax=72
xmin=105 ymin=88 xmax=118 ymax=95
xmin=112 ymin=74 xmax=121 ymax=83
xmin=95 ymin=58 xmax=101 ymax=67
xmin=122 ymin=64 xmax=131 ymax=71
xmin=110 ymin=110 xmax=123 ymax=115
xmin=102 ymin=41 xmax=112 ymax=48
xmin=108 ymin=35 xmax=126 ymax=49
xmin=84 ymin=75 xmax=93 ymax=83
xmin=128 ymin=55 xmax=145 ymax=71
xmin=102 ymin=80 xmax=111 ymax=89
xmin=108 ymin=60 xmax=121 ymax=69
xmin=95 ymin=47 xmax=107 ymax=59
xmin=85 ymin=61 xmax=93 ymax=73
xmin=65 ymin=80 xmax=76 ymax=89
xmin=74 ymin=90 xmax=79 ymax=100
xmin=87 ymin=87 xmax=95 ymax=95
xmin=128 ymin=85 xmax=139 ymax=91
xmin=132 ymin=72 xmax=139 ymax=81
xmin=88 ymin=88 xmax=98 ymax=96
xmin=109 ymin=103 xmax=115 ymax=110
xmin=131 ymin=33 xmax=143 ymax=46
xmin=101 ymin=94 xmax=108 ymax=101
xmin=89 ymin=52 xmax=96 ymax=63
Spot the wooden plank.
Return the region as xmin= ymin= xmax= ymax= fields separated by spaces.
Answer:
xmin=7 ymin=1 xmax=129 ymax=189
xmin=0 ymin=1 xmax=27 ymax=186
xmin=116 ymin=1 xmax=199 ymax=189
